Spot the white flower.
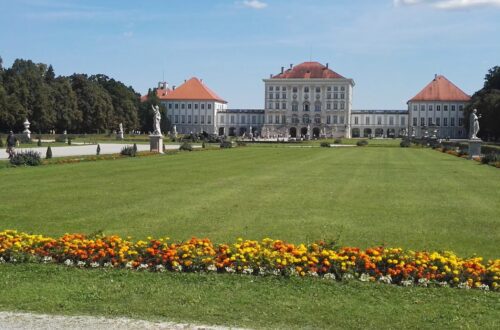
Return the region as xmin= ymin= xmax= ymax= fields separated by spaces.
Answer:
xmin=272 ymin=269 xmax=281 ymax=276
xmin=458 ymin=282 xmax=471 ymax=290
xmin=90 ymin=262 xmax=100 ymax=268
xmin=174 ymin=264 xmax=183 ymax=272
xmin=258 ymin=267 xmax=266 ymax=276
xmin=225 ymin=266 xmax=236 ymax=273
xmin=438 ymin=281 xmax=449 ymax=287
xmin=0 ymin=257 xmax=6 ymax=263
xmin=207 ymin=264 xmax=217 ymax=272
xmin=242 ymin=267 xmax=254 ymax=275
xmin=308 ymin=271 xmax=319 ymax=277
xmin=478 ymin=284 xmax=490 ymax=291
xmin=359 ymin=273 xmax=371 ymax=282
xmin=401 ymin=279 xmax=414 ymax=287
xmin=324 ymin=273 xmax=336 ymax=280
xmin=155 ymin=265 xmax=165 ymax=272
xmin=342 ymin=273 xmax=354 ymax=281
xmin=104 ymin=262 xmax=113 ymax=268
xmin=417 ymin=278 xmax=429 ymax=287
xmin=64 ymin=259 xmax=74 ymax=266
xmin=378 ymin=275 xmax=392 ymax=284
xmin=42 ymin=256 xmax=53 ymax=263
xmin=125 ymin=261 xmax=134 ymax=269
xmin=138 ymin=263 xmax=148 ymax=270
xmin=77 ymin=261 xmax=86 ymax=268
xmin=10 ymin=257 xmax=17 ymax=263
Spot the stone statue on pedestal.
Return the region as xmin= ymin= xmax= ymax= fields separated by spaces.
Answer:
xmin=469 ymin=109 xmax=481 ymax=140
xmin=152 ymin=105 xmax=162 ymax=135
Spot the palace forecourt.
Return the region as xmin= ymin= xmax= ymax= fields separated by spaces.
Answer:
xmin=151 ymin=61 xmax=470 ymax=140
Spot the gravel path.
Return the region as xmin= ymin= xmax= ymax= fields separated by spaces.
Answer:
xmin=0 ymin=311 xmax=245 ymax=330
xmin=0 ymin=144 xmax=182 ymax=160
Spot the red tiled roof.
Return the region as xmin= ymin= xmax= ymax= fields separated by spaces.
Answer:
xmin=409 ymin=75 xmax=471 ymax=102
xmin=140 ymin=87 xmax=171 ymax=102
xmin=271 ymin=62 xmax=345 ymax=79
xmin=163 ymin=77 xmax=227 ymax=103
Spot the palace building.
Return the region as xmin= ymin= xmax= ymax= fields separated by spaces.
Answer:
xmin=262 ymin=62 xmax=355 ymax=138
xmin=148 ymin=64 xmax=471 ymax=140
xmin=407 ymin=75 xmax=470 ymax=139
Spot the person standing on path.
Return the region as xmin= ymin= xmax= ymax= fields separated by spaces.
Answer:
xmin=6 ymin=131 xmax=17 ymax=159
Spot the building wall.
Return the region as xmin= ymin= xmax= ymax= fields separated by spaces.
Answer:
xmin=162 ymin=100 xmax=227 ymax=134
xmin=351 ymin=110 xmax=407 ymax=138
xmin=407 ymin=101 xmax=467 ymax=139
xmin=261 ymin=78 xmax=355 ymax=138
xmin=216 ymin=110 xmax=265 ymax=136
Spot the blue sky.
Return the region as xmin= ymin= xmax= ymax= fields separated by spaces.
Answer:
xmin=1 ymin=0 xmax=499 ymax=109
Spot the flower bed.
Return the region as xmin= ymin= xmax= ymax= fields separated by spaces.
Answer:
xmin=0 ymin=230 xmax=498 ymax=291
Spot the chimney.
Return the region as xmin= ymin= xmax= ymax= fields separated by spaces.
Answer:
xmin=157 ymin=82 xmax=162 ymax=89
xmin=326 ymin=63 xmax=329 ymax=69
xmin=434 ymin=74 xmax=437 ymax=80
xmin=184 ymin=79 xmax=186 ymax=83
xmin=290 ymin=64 xmax=293 ymax=69
xmin=281 ymin=66 xmax=284 ymax=74
xmin=173 ymin=85 xmax=176 ymax=90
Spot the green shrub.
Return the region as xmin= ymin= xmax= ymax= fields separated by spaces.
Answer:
xmin=67 ymin=137 xmax=72 ymax=145
xmin=179 ymin=142 xmax=193 ymax=151
xmin=400 ymin=140 xmax=411 ymax=148
xmin=46 ymin=146 xmax=52 ymax=159
xmin=320 ymin=142 xmax=331 ymax=148
xmin=9 ymin=150 xmax=42 ymax=166
xmin=96 ymin=144 xmax=101 ymax=156
xmin=133 ymin=143 xmax=138 ymax=153
xmin=236 ymin=141 xmax=247 ymax=147
xmin=37 ymin=138 xmax=42 ymax=147
xmin=55 ymin=134 xmax=67 ymax=143
xmin=120 ymin=145 xmax=136 ymax=157
xmin=220 ymin=141 xmax=233 ymax=148
xmin=334 ymin=138 xmax=342 ymax=144
xmin=202 ymin=142 xmax=206 ymax=149
xmin=481 ymin=153 xmax=498 ymax=164
xmin=356 ymin=140 xmax=368 ymax=147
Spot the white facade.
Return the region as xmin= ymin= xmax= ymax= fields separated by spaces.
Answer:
xmin=216 ymin=109 xmax=265 ymax=137
xmin=407 ymin=101 xmax=467 ymax=139
xmin=162 ymin=100 xmax=227 ymax=135
xmin=351 ymin=110 xmax=407 ymax=138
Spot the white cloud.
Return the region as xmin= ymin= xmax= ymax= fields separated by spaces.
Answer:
xmin=242 ymin=0 xmax=268 ymax=10
xmin=394 ymin=0 xmax=500 ymax=9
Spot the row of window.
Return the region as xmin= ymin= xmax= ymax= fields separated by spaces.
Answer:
xmin=266 ymin=114 xmax=345 ymax=125
xmin=412 ymin=117 xmax=463 ymax=127
xmin=269 ymin=86 xmax=346 ymax=92
xmin=170 ymin=115 xmax=212 ymax=125
xmin=167 ymin=103 xmax=213 ymax=110
xmin=269 ymin=101 xmax=346 ymax=111
xmin=268 ymin=92 xmax=345 ymax=100
xmin=353 ymin=117 xmax=406 ymax=126
xmin=220 ymin=115 xmax=262 ymax=124
xmin=412 ymin=104 xmax=464 ymax=112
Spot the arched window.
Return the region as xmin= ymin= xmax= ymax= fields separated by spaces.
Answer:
xmin=302 ymin=114 xmax=310 ymax=124
xmin=315 ymin=101 xmax=321 ymax=112
xmin=314 ymin=114 xmax=321 ymax=124
xmin=292 ymin=114 xmax=299 ymax=124
xmin=303 ymin=102 xmax=310 ymax=112
xmin=292 ymin=101 xmax=298 ymax=111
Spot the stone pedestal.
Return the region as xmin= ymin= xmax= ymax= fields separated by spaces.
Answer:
xmin=149 ymin=135 xmax=164 ymax=154
xmin=468 ymin=139 xmax=482 ymax=159
xmin=117 ymin=131 xmax=124 ymax=140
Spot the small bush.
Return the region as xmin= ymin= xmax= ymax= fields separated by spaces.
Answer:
xmin=133 ymin=143 xmax=138 ymax=154
xmin=37 ymin=138 xmax=42 ymax=147
xmin=202 ymin=142 xmax=206 ymax=149
xmin=67 ymin=137 xmax=72 ymax=145
xmin=481 ymin=153 xmax=498 ymax=164
xmin=9 ymin=150 xmax=42 ymax=166
xmin=120 ymin=145 xmax=136 ymax=157
xmin=46 ymin=146 xmax=52 ymax=159
xmin=55 ymin=134 xmax=67 ymax=143
xmin=236 ymin=141 xmax=247 ymax=147
xmin=356 ymin=140 xmax=368 ymax=147
xmin=96 ymin=144 xmax=101 ymax=156
xmin=320 ymin=142 xmax=331 ymax=148
xmin=220 ymin=141 xmax=233 ymax=149
xmin=334 ymin=138 xmax=342 ymax=144
xmin=179 ymin=142 xmax=193 ymax=151
xmin=400 ymin=140 xmax=411 ymax=148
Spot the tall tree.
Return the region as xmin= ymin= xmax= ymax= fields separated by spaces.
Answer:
xmin=51 ymin=77 xmax=81 ymax=132
xmin=465 ymin=66 xmax=500 ymax=141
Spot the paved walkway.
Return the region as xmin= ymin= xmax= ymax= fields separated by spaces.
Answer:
xmin=0 ymin=144 xmax=182 ymax=160
xmin=0 ymin=311 xmax=244 ymax=330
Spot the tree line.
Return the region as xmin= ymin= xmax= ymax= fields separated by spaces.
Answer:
xmin=0 ymin=57 xmax=165 ymax=134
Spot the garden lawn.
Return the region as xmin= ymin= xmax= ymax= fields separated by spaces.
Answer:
xmin=0 ymin=146 xmax=499 ymax=328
